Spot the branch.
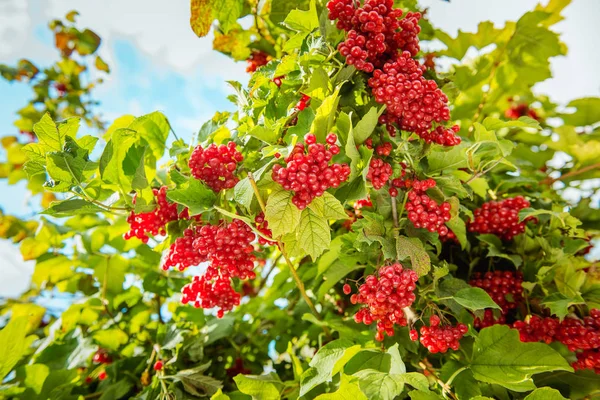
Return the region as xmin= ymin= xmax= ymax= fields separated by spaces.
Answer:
xmin=391 ymin=195 xmax=399 ymax=229
xmin=542 ymin=162 xmax=600 ymax=185
xmin=419 ymin=361 xmax=458 ymax=400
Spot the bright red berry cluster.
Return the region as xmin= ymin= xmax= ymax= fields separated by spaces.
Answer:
xmin=513 ymin=309 xmax=600 ymax=373
xmin=272 ymin=133 xmax=350 ymax=209
xmin=181 ymin=275 xmax=241 ymax=318
xmin=246 ymin=50 xmax=269 ymax=73
xmin=369 ymin=52 xmax=460 ymax=146
xmin=163 ymin=227 xmax=205 ymax=272
xmin=327 ymin=0 xmax=460 ymax=146
xmin=327 ymin=0 xmax=419 ymax=72
xmin=375 ymin=142 xmax=392 ymax=156
xmin=255 ymin=213 xmax=275 ymax=246
xmin=403 ymin=179 xmax=452 ymax=237
xmin=192 ymin=220 xmax=257 ymax=280
xmin=367 ymin=158 xmax=393 ymax=189
xmin=189 ymin=142 xmax=244 ymax=192
xmin=505 ymin=103 xmax=539 ymax=121
xmin=124 ymin=186 xmax=182 ymax=243
xmin=470 ymin=271 xmax=524 ymax=313
xmin=418 ymin=315 xmax=468 ymax=353
xmin=349 ymin=263 xmax=419 ymax=341
xmin=468 ymin=196 xmax=533 ymax=240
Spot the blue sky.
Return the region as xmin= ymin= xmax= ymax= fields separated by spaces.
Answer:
xmin=0 ymin=0 xmax=599 ymax=296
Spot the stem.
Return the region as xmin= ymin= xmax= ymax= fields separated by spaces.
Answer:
xmin=419 ymin=361 xmax=458 ymax=400
xmin=445 ymin=366 xmax=467 ymax=388
xmin=465 ymin=157 xmax=505 ymax=184
xmin=247 ymin=172 xmax=328 ymax=330
xmin=156 ymin=295 xmax=164 ymax=324
xmin=542 ymin=162 xmax=600 ymax=185
xmin=83 ymin=392 xmax=104 ymax=399
xmin=391 ymin=194 xmax=399 ymax=229
xmin=398 ymin=191 xmax=409 ymax=220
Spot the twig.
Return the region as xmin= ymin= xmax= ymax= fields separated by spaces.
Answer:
xmin=156 ymin=295 xmax=164 ymax=324
xmin=83 ymin=392 xmax=104 ymax=399
xmin=419 ymin=361 xmax=458 ymax=400
xmin=391 ymin=194 xmax=399 ymax=229
xmin=465 ymin=157 xmax=505 ymax=184
xmin=542 ymin=162 xmax=600 ymax=185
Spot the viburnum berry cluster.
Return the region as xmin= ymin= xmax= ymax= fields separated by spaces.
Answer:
xmin=366 ymin=158 xmax=393 ymax=190
xmin=181 ymin=275 xmax=241 ymax=318
xmin=189 ymin=141 xmax=244 ymax=192
xmin=513 ymin=309 xmax=600 ymax=373
xmin=124 ymin=186 xmax=182 ymax=243
xmin=505 ymin=100 xmax=539 ymax=121
xmin=470 ymin=271 xmax=524 ymax=313
xmin=418 ymin=315 xmax=468 ymax=353
xmin=163 ymin=219 xmax=257 ymax=317
xmin=272 ymin=133 xmax=350 ymax=209
xmin=296 ymin=94 xmax=310 ymax=111
xmin=246 ymin=50 xmax=269 ymax=73
xmin=401 ymin=179 xmax=452 ymax=238
xmin=328 ymin=0 xmax=461 ymax=146
xmin=92 ymin=349 xmax=112 ymax=364
xmin=349 ymin=263 xmax=418 ymax=341
xmin=468 ymin=196 xmax=534 ymax=240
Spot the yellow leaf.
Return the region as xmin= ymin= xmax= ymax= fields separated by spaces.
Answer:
xmin=190 ymin=0 xmax=215 ymax=38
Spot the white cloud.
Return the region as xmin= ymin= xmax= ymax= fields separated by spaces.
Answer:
xmin=0 ymin=239 xmax=34 ymax=298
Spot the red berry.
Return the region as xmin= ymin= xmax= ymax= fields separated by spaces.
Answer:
xmin=389 ymin=187 xmax=398 ymax=197
xmin=98 ymin=371 xmax=107 ymax=381
xmin=351 ymin=263 xmax=418 ymax=341
xmin=189 ymin=142 xmax=243 ymax=192
xmin=305 ymin=133 xmax=316 ymax=144
xmin=273 ymin=77 xmax=282 ymax=87
xmin=274 ymin=152 xmax=281 ymax=158
xmin=409 ymin=329 xmax=419 ymax=341
xmin=326 ymin=133 xmax=338 ymax=145
xmin=468 ymin=196 xmax=533 ymax=241
xmin=343 ymin=284 xmax=351 ymax=295
xmin=246 ymin=50 xmax=269 ymax=73
xmin=154 ymin=360 xmax=164 ymax=371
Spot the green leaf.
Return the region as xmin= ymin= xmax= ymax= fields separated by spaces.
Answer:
xmin=353 ymin=107 xmax=383 ymax=145
xmin=315 ymin=374 xmax=367 ymax=399
xmin=396 ymin=236 xmax=431 ymax=276
xmin=428 ymin=146 xmax=468 ymax=173
xmin=469 ymin=325 xmax=573 ymax=392
xmin=446 ymin=197 xmax=468 ymax=249
xmin=213 ymin=0 xmax=244 ymax=34
xmin=483 ymin=116 xmax=541 ymax=131
xmin=33 ymin=114 xmax=78 ymax=153
xmin=310 ymin=192 xmax=348 ymax=220
xmin=211 ymin=389 xmax=231 ymax=400
xmin=166 ymin=179 xmax=217 ymax=216
xmin=265 ymin=189 xmax=302 ymax=238
xmin=559 ymin=97 xmax=600 ymax=126
xmin=0 ymin=317 xmax=31 ymax=380
xmin=93 ymin=329 xmax=128 ymax=351
xmin=234 ymin=177 xmax=254 ymax=211
xmin=249 ymin=125 xmax=279 ymax=144
xmin=345 ymin=344 xmax=405 ymax=375
xmin=283 ymin=0 xmax=319 ymax=32
xmin=453 ymin=287 xmax=501 ymax=312
xmin=128 ymin=111 xmax=171 ymax=159
xmin=353 ymin=370 xmax=406 ymax=400
xmin=41 ymin=199 xmax=106 ymax=217
xmin=311 ymin=89 xmax=340 ymax=142
xmin=300 ymin=339 xmax=361 ymax=396
xmin=477 ymin=234 xmax=523 ymax=267
xmin=541 ymin=292 xmax=585 ymax=320
xmin=408 ymin=390 xmax=444 ymax=400
xmin=298 ymin=207 xmax=331 ymax=260
xmin=173 ymin=365 xmax=223 ymax=397
xmin=524 ymin=387 xmax=567 ymax=400
xmin=99 ymin=128 xmax=140 ymax=192
xmin=234 ymin=373 xmax=283 ymax=400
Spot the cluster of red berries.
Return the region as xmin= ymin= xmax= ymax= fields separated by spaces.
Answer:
xmin=367 ymin=158 xmax=393 ymax=190
xmin=470 ymin=271 xmax=524 ymax=313
xmin=513 ymin=309 xmax=600 ymax=374
xmin=181 ymin=275 xmax=241 ymax=318
xmin=327 ymin=0 xmax=420 ymax=72
xmin=189 ymin=142 xmax=244 ymax=192
xmin=327 ymin=0 xmax=460 ymax=146
xmin=403 ymin=179 xmax=452 ymax=237
xmin=124 ymin=186 xmax=182 ymax=243
xmin=468 ymin=196 xmax=533 ymax=240
xmin=375 ymin=142 xmax=392 ymax=156
xmin=296 ymin=94 xmax=311 ymax=111
xmin=255 ymin=213 xmax=275 ymax=245
xmin=369 ymin=53 xmax=460 ymax=146
xmin=470 ymin=270 xmax=523 ymax=328
xmin=417 ymin=315 xmax=468 ymax=353
xmin=246 ymin=50 xmax=269 ymax=73
xmin=191 ymin=220 xmax=257 ymax=280
xmin=348 ymin=263 xmax=419 ymax=341
xmin=505 ymin=103 xmax=539 ymax=121
xmin=343 ymin=197 xmax=373 ymax=230
xmin=272 ymin=133 xmax=350 ymax=209
xmin=92 ymin=349 xmax=112 ymax=364
xmin=162 ymin=227 xmax=205 ymax=272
